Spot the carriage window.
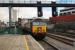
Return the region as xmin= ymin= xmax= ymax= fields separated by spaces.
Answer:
xmin=59 ymin=13 xmax=63 ymax=16
xmin=72 ymin=11 xmax=75 ymax=13
xmin=63 ymin=13 xmax=66 ymax=15
xmin=66 ymin=12 xmax=71 ymax=15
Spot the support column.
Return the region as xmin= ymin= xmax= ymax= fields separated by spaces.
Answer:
xmin=51 ymin=2 xmax=58 ymax=17
xmin=38 ymin=6 xmax=42 ymax=17
xmin=37 ymin=1 xmax=43 ymax=17
xmin=9 ymin=6 xmax=12 ymax=33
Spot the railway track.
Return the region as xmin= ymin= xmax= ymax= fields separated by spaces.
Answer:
xmin=43 ymin=36 xmax=75 ymax=50
xmin=47 ymin=33 xmax=75 ymax=46
xmin=47 ymin=29 xmax=75 ymax=38
xmin=52 ymin=32 xmax=75 ymax=38
xmin=38 ymin=40 xmax=58 ymax=50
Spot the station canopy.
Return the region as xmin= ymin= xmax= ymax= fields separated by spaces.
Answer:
xmin=0 ymin=0 xmax=75 ymax=4
xmin=56 ymin=0 xmax=75 ymax=4
xmin=0 ymin=0 xmax=53 ymax=3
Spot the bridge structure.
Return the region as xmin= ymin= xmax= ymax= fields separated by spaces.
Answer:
xmin=0 ymin=0 xmax=75 ymax=33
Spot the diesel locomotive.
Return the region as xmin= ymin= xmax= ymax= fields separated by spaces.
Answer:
xmin=22 ymin=18 xmax=47 ymax=40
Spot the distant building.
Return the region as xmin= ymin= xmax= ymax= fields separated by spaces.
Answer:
xmin=0 ymin=20 xmax=6 ymax=28
xmin=21 ymin=18 xmax=28 ymax=27
xmin=11 ymin=9 xmax=17 ymax=22
xmin=7 ymin=22 xmax=16 ymax=27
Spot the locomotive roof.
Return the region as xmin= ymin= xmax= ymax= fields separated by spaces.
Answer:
xmin=32 ymin=17 xmax=43 ymax=21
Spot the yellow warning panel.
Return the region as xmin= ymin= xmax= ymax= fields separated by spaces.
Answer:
xmin=32 ymin=25 xmax=46 ymax=33
xmin=42 ymin=26 xmax=46 ymax=32
xmin=32 ymin=26 xmax=38 ymax=33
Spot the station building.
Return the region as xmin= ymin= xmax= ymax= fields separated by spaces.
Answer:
xmin=59 ymin=7 xmax=75 ymax=16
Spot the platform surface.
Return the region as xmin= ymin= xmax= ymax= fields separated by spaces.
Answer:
xmin=0 ymin=34 xmax=44 ymax=50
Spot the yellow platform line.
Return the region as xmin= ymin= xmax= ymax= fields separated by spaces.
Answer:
xmin=24 ymin=35 xmax=29 ymax=50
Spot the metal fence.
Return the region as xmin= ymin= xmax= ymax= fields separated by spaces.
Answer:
xmin=0 ymin=26 xmax=23 ymax=35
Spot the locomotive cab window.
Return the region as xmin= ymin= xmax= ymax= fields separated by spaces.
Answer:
xmin=33 ymin=22 xmax=46 ymax=26
xmin=33 ymin=22 xmax=40 ymax=25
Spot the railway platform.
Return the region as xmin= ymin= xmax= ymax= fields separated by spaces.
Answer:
xmin=0 ymin=34 xmax=44 ymax=50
